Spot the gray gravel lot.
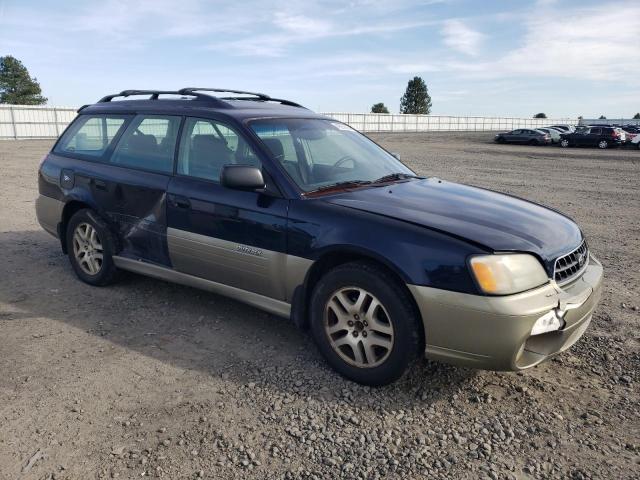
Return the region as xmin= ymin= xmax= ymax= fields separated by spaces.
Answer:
xmin=0 ymin=134 xmax=638 ymax=479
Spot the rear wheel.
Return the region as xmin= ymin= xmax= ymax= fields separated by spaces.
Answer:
xmin=66 ymin=209 xmax=119 ymax=286
xmin=529 ymin=139 xmax=539 ymax=146
xmin=309 ymin=261 xmax=421 ymax=386
xmin=598 ymin=139 xmax=609 ymax=149
xmin=496 ymin=137 xmax=506 ymax=144
xmin=560 ymin=139 xmax=570 ymax=148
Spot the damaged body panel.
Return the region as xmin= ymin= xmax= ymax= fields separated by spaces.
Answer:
xmin=37 ymin=153 xmax=172 ymax=266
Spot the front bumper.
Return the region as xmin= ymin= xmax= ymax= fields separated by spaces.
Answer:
xmin=408 ymin=255 xmax=603 ymax=370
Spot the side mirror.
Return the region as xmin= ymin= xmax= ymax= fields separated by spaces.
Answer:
xmin=220 ymin=165 xmax=265 ymax=191
xmin=391 ymin=152 xmax=401 ymax=160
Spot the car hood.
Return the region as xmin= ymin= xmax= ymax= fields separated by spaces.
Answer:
xmin=324 ymin=178 xmax=583 ymax=266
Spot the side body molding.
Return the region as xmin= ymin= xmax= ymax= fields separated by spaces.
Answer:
xmin=113 ymin=256 xmax=292 ymax=318
xmin=166 ymin=227 xmax=313 ymax=302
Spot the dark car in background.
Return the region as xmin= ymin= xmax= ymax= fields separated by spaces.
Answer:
xmin=559 ymin=126 xmax=623 ymax=149
xmin=36 ymin=88 xmax=603 ymax=385
xmin=494 ymin=129 xmax=551 ymax=145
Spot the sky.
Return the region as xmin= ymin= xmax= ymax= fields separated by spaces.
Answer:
xmin=1 ymin=0 xmax=639 ymax=117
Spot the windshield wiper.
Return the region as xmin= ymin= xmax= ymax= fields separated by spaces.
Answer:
xmin=371 ymin=173 xmax=422 ymax=184
xmin=304 ymin=180 xmax=372 ymax=195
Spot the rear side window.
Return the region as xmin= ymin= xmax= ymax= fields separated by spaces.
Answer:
xmin=590 ymin=128 xmax=602 ymax=135
xmin=110 ymin=115 xmax=181 ymax=173
xmin=55 ymin=115 xmax=127 ymax=158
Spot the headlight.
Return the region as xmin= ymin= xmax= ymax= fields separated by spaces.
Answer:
xmin=469 ymin=254 xmax=548 ymax=295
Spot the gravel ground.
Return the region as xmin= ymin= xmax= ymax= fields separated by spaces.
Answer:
xmin=0 ymin=134 xmax=638 ymax=480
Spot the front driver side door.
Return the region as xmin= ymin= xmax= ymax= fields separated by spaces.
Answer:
xmin=166 ymin=117 xmax=292 ymax=301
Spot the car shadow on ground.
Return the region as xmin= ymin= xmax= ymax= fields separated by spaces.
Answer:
xmin=0 ymin=229 xmax=481 ymax=409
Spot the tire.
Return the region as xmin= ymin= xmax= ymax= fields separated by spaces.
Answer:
xmin=309 ymin=261 xmax=421 ymax=386
xmin=598 ymin=139 xmax=608 ymax=149
xmin=529 ymin=139 xmax=539 ymax=146
xmin=496 ymin=137 xmax=505 ymax=144
xmin=560 ymin=139 xmax=570 ymax=148
xmin=637 ymin=142 xmax=640 ymax=150
xmin=66 ymin=208 xmax=119 ymax=286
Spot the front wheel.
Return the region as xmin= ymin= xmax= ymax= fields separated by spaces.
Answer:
xmin=560 ymin=139 xmax=570 ymax=148
xmin=309 ymin=262 xmax=421 ymax=386
xmin=66 ymin=209 xmax=119 ymax=286
xmin=598 ymin=140 xmax=609 ymax=149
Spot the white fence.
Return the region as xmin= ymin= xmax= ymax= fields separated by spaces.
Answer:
xmin=0 ymin=104 xmax=580 ymax=139
xmin=322 ymin=113 xmax=577 ymax=133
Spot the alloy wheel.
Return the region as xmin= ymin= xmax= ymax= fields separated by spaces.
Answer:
xmin=72 ymin=222 xmax=104 ymax=275
xmin=324 ymin=287 xmax=394 ymax=368
xmin=598 ymin=140 xmax=608 ymax=149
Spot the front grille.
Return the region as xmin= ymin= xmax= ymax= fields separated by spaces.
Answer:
xmin=554 ymin=241 xmax=589 ymax=284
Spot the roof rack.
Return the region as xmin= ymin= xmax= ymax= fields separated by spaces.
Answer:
xmin=96 ymin=88 xmax=304 ymax=109
xmin=179 ymin=87 xmax=305 ymax=108
xmin=97 ymin=89 xmax=230 ymax=107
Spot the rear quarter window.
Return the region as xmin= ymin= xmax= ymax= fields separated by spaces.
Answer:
xmin=54 ymin=115 xmax=128 ymax=158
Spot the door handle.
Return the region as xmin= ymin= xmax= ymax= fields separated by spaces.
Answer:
xmin=170 ymin=195 xmax=191 ymax=209
xmin=92 ymin=179 xmax=107 ymax=190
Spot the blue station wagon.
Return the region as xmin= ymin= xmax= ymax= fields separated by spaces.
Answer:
xmin=36 ymin=88 xmax=603 ymax=385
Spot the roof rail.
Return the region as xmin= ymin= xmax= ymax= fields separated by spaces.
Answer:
xmin=179 ymin=87 xmax=271 ymax=99
xmin=96 ymin=88 xmax=305 ymax=109
xmin=97 ymin=89 xmax=229 ymax=107
xmin=179 ymin=87 xmax=305 ymax=108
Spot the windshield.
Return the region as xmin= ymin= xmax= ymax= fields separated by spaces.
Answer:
xmin=249 ymin=118 xmax=414 ymax=192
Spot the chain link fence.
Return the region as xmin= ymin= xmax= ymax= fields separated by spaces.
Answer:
xmin=1 ymin=104 xmax=581 ymax=139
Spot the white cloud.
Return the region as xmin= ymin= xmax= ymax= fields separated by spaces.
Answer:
xmin=441 ymin=19 xmax=484 ymax=55
xmin=499 ymin=4 xmax=640 ymax=81
xmin=273 ymin=12 xmax=333 ymax=36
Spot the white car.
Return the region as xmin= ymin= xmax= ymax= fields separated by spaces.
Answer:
xmin=631 ymin=133 xmax=640 ymax=149
xmin=536 ymin=128 xmax=561 ymax=143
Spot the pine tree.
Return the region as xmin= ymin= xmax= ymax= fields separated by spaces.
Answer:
xmin=399 ymin=77 xmax=431 ymax=114
xmin=0 ymin=56 xmax=47 ymax=105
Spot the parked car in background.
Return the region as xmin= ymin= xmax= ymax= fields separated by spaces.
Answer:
xmin=620 ymin=127 xmax=637 ymax=142
xmin=536 ymin=128 xmax=561 ymax=144
xmin=631 ymin=134 xmax=640 ymax=149
xmin=559 ymin=126 xmax=623 ymax=149
xmin=495 ymin=129 xmax=551 ymax=145
xmin=550 ymin=125 xmax=575 ymax=133
xmin=547 ymin=126 xmax=567 ymax=135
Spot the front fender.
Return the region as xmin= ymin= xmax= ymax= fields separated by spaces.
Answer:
xmin=287 ymin=199 xmax=484 ymax=294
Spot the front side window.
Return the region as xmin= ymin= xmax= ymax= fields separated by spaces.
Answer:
xmin=177 ymin=117 xmax=260 ymax=182
xmin=110 ymin=115 xmax=181 ymax=173
xmin=250 ymin=118 xmax=413 ymax=192
xmin=54 ymin=115 xmax=127 ymax=158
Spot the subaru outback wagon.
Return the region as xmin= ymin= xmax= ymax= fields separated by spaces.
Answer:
xmin=36 ymin=88 xmax=603 ymax=385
